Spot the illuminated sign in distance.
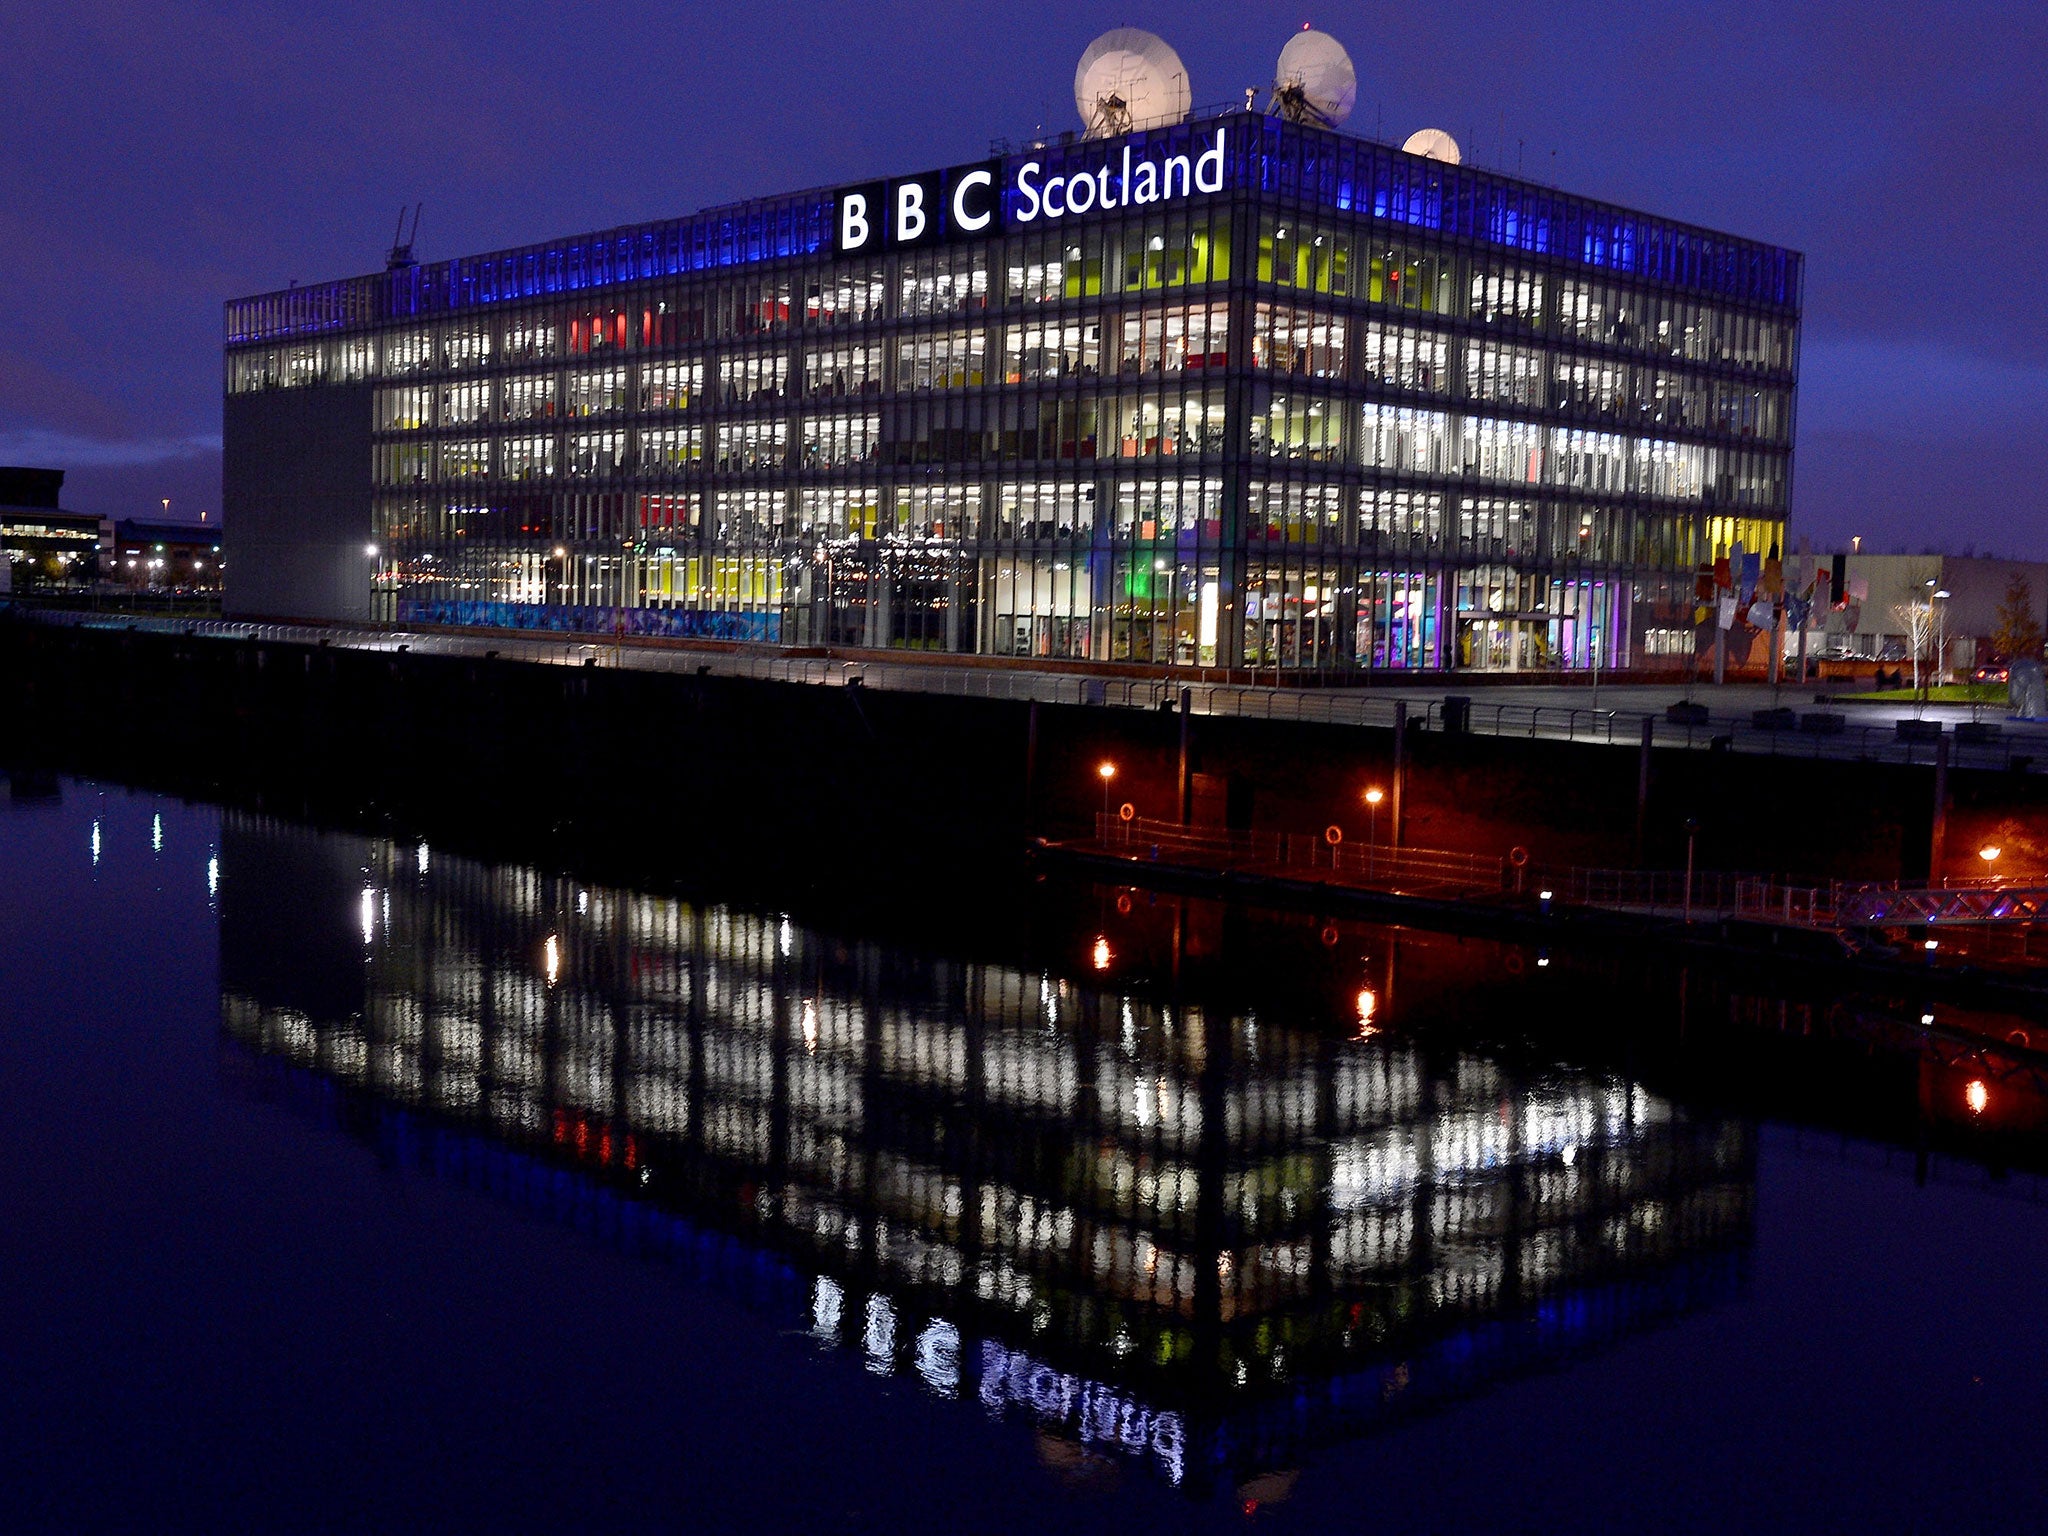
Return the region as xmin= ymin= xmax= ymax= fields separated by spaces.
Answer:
xmin=831 ymin=128 xmax=1227 ymax=255
xmin=835 ymin=161 xmax=1001 ymax=255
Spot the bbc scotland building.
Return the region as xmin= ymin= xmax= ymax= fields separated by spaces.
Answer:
xmin=223 ymin=107 xmax=1800 ymax=674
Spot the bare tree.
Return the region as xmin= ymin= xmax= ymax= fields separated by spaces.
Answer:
xmin=1889 ymin=598 xmax=1932 ymax=693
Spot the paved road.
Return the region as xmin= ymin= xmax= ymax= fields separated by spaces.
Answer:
xmin=21 ymin=606 xmax=2046 ymax=773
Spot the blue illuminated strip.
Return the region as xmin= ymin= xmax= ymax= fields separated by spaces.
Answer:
xmin=227 ymin=117 xmax=1797 ymax=345
xmin=1237 ymin=116 xmax=1799 ymax=308
xmin=242 ymin=1049 xmax=814 ymax=1315
xmin=1212 ymin=1245 xmax=1749 ymax=1482
xmin=225 ymin=195 xmax=833 ymax=345
xmin=399 ymin=598 xmax=781 ymax=644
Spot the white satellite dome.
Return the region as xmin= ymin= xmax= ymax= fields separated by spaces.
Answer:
xmin=1402 ymin=128 xmax=1462 ymax=164
xmin=1272 ymin=28 xmax=1356 ymax=127
xmin=1074 ymin=28 xmax=1192 ymax=138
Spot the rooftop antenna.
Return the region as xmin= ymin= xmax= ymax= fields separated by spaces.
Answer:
xmin=386 ymin=202 xmax=422 ymax=271
xmin=1267 ymin=27 xmax=1356 ymax=128
xmin=1074 ymin=28 xmax=1191 ymax=138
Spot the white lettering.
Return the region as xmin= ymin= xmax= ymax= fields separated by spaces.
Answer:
xmin=951 ymin=168 xmax=994 ymax=231
xmin=977 ymin=1341 xmax=1186 ymax=1488
xmin=1015 ymin=161 xmax=1043 ymax=221
xmin=997 ymin=127 xmax=1227 ymax=230
xmin=840 ymin=192 xmax=870 ymax=249
xmin=895 ymin=181 xmax=927 ymax=241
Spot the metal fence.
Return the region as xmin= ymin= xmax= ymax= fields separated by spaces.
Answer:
xmin=1083 ymin=825 xmax=2048 ymax=935
xmin=1092 ymin=814 xmax=1508 ymax=896
xmin=10 ymin=604 xmax=2040 ymax=773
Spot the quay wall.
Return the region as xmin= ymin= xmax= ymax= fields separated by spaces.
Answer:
xmin=5 ymin=619 xmax=2042 ymax=886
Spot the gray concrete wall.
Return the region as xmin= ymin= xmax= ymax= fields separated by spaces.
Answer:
xmin=223 ymin=383 xmax=374 ymax=621
xmin=1811 ymin=553 xmax=2048 ymax=665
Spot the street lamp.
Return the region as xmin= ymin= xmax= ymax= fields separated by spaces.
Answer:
xmin=1097 ymin=761 xmax=1117 ymax=827
xmin=1979 ymin=845 xmax=2002 ymax=872
xmin=1364 ymin=786 xmax=1384 ymax=849
xmin=1682 ymin=816 xmax=1699 ymax=924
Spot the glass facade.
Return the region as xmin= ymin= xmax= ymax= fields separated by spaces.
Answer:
xmin=225 ymin=111 xmax=1799 ymax=673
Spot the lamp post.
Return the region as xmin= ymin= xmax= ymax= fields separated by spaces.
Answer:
xmin=1364 ymin=786 xmax=1384 ymax=873
xmin=1097 ymin=761 xmax=1117 ymax=832
xmin=1682 ymin=816 xmax=1699 ymax=925
xmin=1589 ymin=582 xmax=1601 ymax=714
xmin=1934 ymin=588 xmax=1950 ymax=687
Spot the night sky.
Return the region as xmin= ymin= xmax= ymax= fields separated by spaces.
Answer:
xmin=5 ymin=1 xmax=2043 ymax=555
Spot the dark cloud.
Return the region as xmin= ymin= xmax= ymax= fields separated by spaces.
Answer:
xmin=3 ymin=0 xmax=2042 ymax=550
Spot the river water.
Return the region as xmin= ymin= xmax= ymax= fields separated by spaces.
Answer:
xmin=6 ymin=777 xmax=2047 ymax=1532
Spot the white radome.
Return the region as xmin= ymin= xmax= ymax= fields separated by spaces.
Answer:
xmin=1402 ymin=128 xmax=1462 ymax=164
xmin=1274 ymin=29 xmax=1357 ymax=126
xmin=1074 ymin=28 xmax=1192 ymax=139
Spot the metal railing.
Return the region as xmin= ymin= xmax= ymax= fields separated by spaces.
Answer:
xmin=10 ymin=605 xmax=2043 ymax=773
xmin=1548 ymin=868 xmax=2048 ymax=929
xmin=1082 ymin=827 xmax=2048 ymax=935
xmin=1091 ymin=814 xmax=1508 ymax=896
xmin=1832 ymin=884 xmax=2048 ymax=927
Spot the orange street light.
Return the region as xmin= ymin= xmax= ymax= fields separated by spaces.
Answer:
xmin=1979 ymin=846 xmax=2002 ymax=866
xmin=1364 ymin=786 xmax=1385 ymax=846
xmin=1097 ymin=761 xmax=1117 ymax=824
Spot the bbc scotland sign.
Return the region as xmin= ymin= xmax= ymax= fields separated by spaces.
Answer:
xmin=834 ymin=127 xmax=1228 ymax=256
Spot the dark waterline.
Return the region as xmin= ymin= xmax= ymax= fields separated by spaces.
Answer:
xmin=5 ymin=777 xmax=2048 ymax=1533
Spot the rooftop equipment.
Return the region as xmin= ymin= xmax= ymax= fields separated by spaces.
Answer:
xmin=1268 ymin=27 xmax=1357 ymax=127
xmin=1074 ymin=28 xmax=1192 ymax=138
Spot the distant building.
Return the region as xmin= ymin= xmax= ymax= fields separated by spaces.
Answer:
xmin=0 ymin=467 xmax=100 ymax=591
xmin=110 ymin=519 xmax=224 ymax=592
xmin=1796 ymin=552 xmax=2048 ymax=674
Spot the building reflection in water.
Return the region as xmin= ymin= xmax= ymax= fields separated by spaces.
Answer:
xmin=217 ymin=813 xmax=1754 ymax=1495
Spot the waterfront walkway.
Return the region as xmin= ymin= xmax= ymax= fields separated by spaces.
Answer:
xmin=1063 ymin=813 xmax=2048 ymax=940
xmin=15 ymin=605 xmax=2044 ymax=773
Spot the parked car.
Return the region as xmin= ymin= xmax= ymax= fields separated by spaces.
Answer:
xmin=1973 ymin=664 xmax=2010 ymax=684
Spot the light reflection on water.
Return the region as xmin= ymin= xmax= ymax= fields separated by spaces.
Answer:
xmin=11 ymin=776 xmax=2048 ymax=1529
xmin=214 ymin=809 xmax=1753 ymax=1496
